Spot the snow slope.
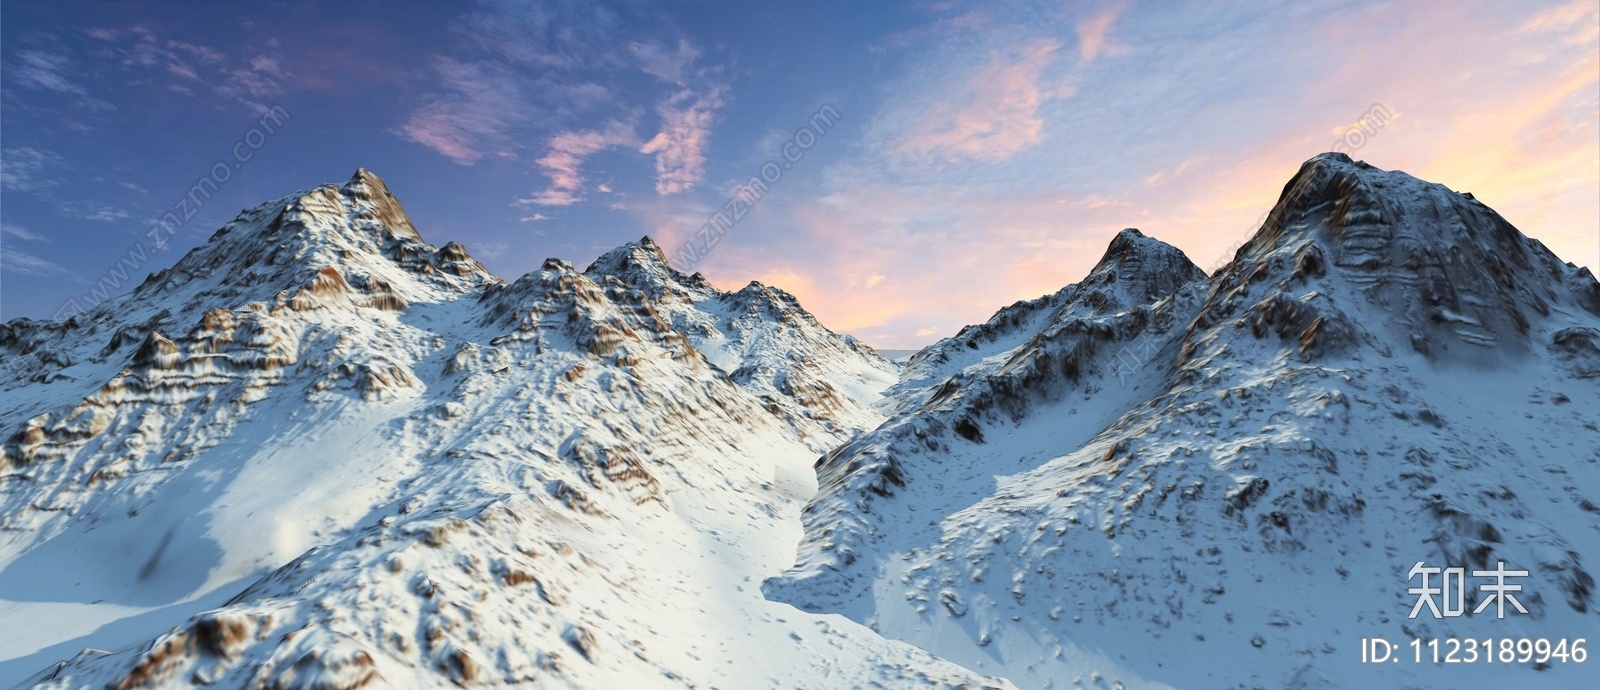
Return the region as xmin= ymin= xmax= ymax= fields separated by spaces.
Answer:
xmin=0 ymin=171 xmax=1005 ymax=689
xmin=768 ymin=153 xmax=1600 ymax=689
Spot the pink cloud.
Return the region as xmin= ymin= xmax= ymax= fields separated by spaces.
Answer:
xmin=397 ymin=111 xmax=488 ymax=166
xmin=892 ymin=39 xmax=1063 ymax=164
xmin=523 ymin=122 xmax=637 ymax=206
xmin=1075 ymin=2 xmax=1127 ymax=62
xmin=639 ymin=86 xmax=725 ymax=195
xmin=396 ymin=57 xmax=524 ymax=165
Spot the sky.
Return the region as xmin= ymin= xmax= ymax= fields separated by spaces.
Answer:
xmin=1 ymin=0 xmax=1596 ymax=349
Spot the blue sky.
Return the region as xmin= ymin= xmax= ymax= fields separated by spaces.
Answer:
xmin=3 ymin=0 xmax=1596 ymax=348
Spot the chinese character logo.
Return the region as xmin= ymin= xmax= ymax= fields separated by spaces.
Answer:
xmin=1407 ymin=561 xmax=1529 ymax=619
xmin=1473 ymin=562 xmax=1530 ymax=618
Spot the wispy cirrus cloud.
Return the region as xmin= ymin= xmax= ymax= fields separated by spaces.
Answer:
xmin=8 ymin=50 xmax=115 ymax=111
xmin=58 ymin=201 xmax=131 ymax=222
xmin=455 ymin=0 xmax=627 ymax=69
xmin=1143 ymin=156 xmax=1204 ymax=187
xmin=639 ymin=86 xmax=725 ymax=195
xmin=629 ymin=38 xmax=699 ymax=84
xmin=215 ymin=54 xmax=291 ymax=107
xmin=80 ymin=25 xmax=292 ymax=114
xmin=1518 ymin=0 xmax=1600 ymax=44
xmin=1 ymin=223 xmax=80 ymax=280
xmin=472 ymin=241 xmax=510 ymax=259
xmin=396 ymin=57 xmax=526 ymax=165
xmin=887 ymin=38 xmax=1065 ymax=164
xmin=1075 ymin=1 xmax=1127 ymax=62
xmin=1 ymin=147 xmax=68 ymax=193
xmin=398 ymin=1 xmax=727 ymax=203
xmin=2 ymin=147 xmax=130 ymax=222
xmin=0 ymin=249 xmax=81 ymax=280
xmin=523 ymin=122 xmax=637 ymax=206
xmin=401 ymin=0 xmax=632 ymax=166
xmin=2 ymin=222 xmax=45 ymax=242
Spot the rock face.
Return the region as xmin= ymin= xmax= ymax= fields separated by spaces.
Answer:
xmin=0 ymin=171 xmax=1001 ymax=690
xmin=767 ymin=153 xmax=1600 ymax=690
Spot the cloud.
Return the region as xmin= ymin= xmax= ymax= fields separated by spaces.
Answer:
xmin=472 ymin=241 xmax=510 ymax=259
xmin=166 ymin=40 xmax=226 ymax=65
xmin=2 ymin=250 xmax=77 ymax=278
xmin=398 ymin=4 xmax=704 ymax=177
xmin=80 ymin=25 xmax=291 ymax=114
xmin=80 ymin=26 xmax=291 ymax=113
xmin=2 ymin=149 xmax=129 ymax=223
xmin=396 ymin=57 xmax=526 ymax=165
xmin=1519 ymin=0 xmax=1600 ymax=45
xmin=7 ymin=50 xmax=115 ymax=111
xmin=630 ymin=38 xmax=700 ymax=83
xmin=1 ymin=220 xmax=78 ymax=281
xmin=523 ymin=122 xmax=637 ymax=206
xmin=627 ymin=35 xmax=725 ymax=197
xmin=214 ymin=54 xmax=293 ymax=111
xmin=890 ymin=39 xmax=1063 ymax=164
xmin=1143 ymin=156 xmax=1203 ymax=187
xmin=456 ymin=0 xmax=626 ymax=69
xmin=520 ymin=213 xmax=554 ymax=222
xmin=59 ymin=201 xmax=131 ymax=222
xmin=1 ymin=147 xmax=67 ymax=193
xmin=391 ymin=3 xmax=728 ymax=205
xmin=875 ymin=9 xmax=991 ymax=53
xmin=12 ymin=51 xmax=83 ymax=94
xmin=0 ymin=247 xmax=80 ymax=280
xmin=2 ymin=223 xmax=45 ymax=242
xmin=639 ymin=86 xmax=725 ymax=195
xmin=1075 ymin=2 xmax=1127 ymax=62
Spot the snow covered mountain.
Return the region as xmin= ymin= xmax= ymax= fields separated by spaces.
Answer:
xmin=6 ymin=154 xmax=1595 ymax=690
xmin=767 ymin=153 xmax=1600 ymax=689
xmin=0 ymin=170 xmax=1004 ymax=689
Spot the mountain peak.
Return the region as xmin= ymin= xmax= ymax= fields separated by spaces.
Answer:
xmin=584 ymin=236 xmax=680 ymax=289
xmin=339 ymin=168 xmax=422 ymax=243
xmin=1085 ymin=227 xmax=1206 ymax=301
xmin=1095 ymin=228 xmax=1170 ymax=266
xmin=1200 ymin=153 xmax=1600 ymax=363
